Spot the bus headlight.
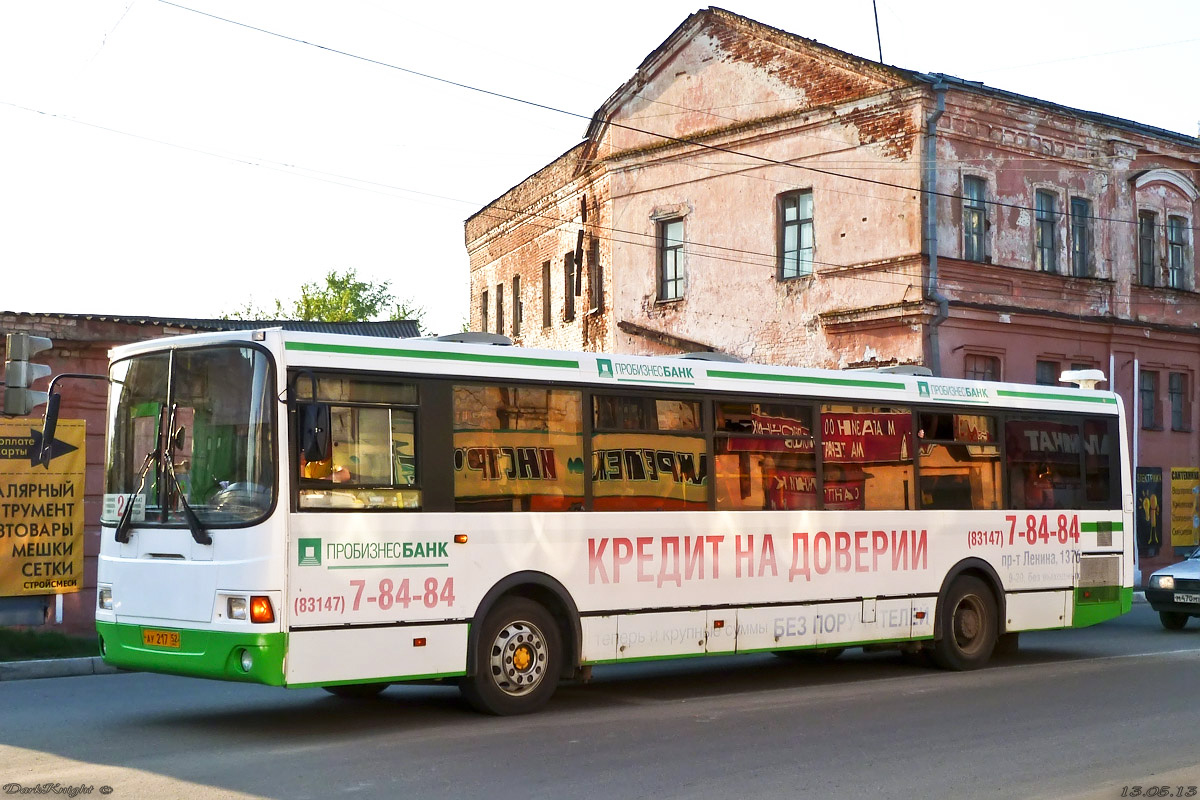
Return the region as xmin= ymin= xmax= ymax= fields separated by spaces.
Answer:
xmin=239 ymin=649 xmax=254 ymax=672
xmin=227 ymin=597 xmax=248 ymax=620
xmin=98 ymin=586 xmax=113 ymax=610
xmin=1150 ymin=575 xmax=1175 ymax=590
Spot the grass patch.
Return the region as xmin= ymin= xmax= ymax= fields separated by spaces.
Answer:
xmin=0 ymin=628 xmax=99 ymax=662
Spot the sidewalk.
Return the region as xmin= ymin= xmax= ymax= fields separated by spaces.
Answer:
xmin=0 ymin=656 xmax=123 ymax=681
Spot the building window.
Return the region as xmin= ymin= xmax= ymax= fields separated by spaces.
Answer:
xmin=1139 ymin=212 xmax=1157 ymax=287
xmin=1070 ymin=197 xmax=1091 ymax=277
xmin=481 ymin=289 xmax=489 ymax=333
xmin=658 ymin=218 xmax=685 ymax=300
xmin=963 ymin=176 xmax=987 ymax=262
xmin=588 ymin=237 xmax=602 ymax=313
xmin=964 ymin=354 xmax=1000 ymax=382
xmin=1140 ymin=370 xmax=1159 ymax=429
xmin=495 ymin=284 xmax=504 ymax=335
xmin=778 ymin=190 xmax=814 ymax=279
xmin=512 ymin=275 xmax=522 ymax=337
xmin=1168 ymin=215 xmax=1190 ymax=290
xmin=541 ymin=261 xmax=551 ymax=328
xmin=1034 ymin=190 xmax=1057 ymax=273
xmin=1170 ymin=372 xmax=1190 ymax=431
xmin=563 ymin=253 xmax=575 ymax=322
xmin=1035 ymin=360 xmax=1059 ymax=386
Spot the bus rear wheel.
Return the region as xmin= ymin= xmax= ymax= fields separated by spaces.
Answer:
xmin=461 ymin=597 xmax=561 ymax=715
xmin=933 ymin=576 xmax=997 ymax=671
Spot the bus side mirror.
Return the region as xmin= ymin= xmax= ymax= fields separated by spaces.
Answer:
xmin=299 ymin=403 xmax=331 ymax=463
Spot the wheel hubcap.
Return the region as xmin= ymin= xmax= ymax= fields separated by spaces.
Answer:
xmin=953 ymin=595 xmax=986 ymax=654
xmin=489 ymin=620 xmax=547 ymax=697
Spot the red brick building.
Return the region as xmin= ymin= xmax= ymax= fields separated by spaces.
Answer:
xmin=465 ymin=8 xmax=1199 ymax=576
xmin=0 ymin=312 xmax=418 ymax=633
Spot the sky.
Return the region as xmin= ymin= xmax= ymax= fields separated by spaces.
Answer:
xmin=2 ymin=1 xmax=1197 ymax=336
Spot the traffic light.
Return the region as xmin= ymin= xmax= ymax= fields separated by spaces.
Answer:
xmin=4 ymin=333 xmax=53 ymax=416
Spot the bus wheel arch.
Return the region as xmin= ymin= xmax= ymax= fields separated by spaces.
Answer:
xmin=467 ymin=571 xmax=581 ymax=682
xmin=932 ymin=559 xmax=1006 ymax=670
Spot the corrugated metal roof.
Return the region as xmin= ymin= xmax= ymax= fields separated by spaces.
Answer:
xmin=0 ymin=312 xmax=421 ymax=339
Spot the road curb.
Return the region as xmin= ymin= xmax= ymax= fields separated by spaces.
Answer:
xmin=0 ymin=656 xmax=124 ymax=682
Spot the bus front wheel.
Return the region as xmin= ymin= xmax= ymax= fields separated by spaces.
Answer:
xmin=461 ymin=597 xmax=561 ymax=715
xmin=933 ymin=576 xmax=997 ymax=671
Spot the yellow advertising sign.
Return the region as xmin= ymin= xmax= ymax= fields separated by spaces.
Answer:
xmin=1170 ymin=467 xmax=1200 ymax=548
xmin=0 ymin=419 xmax=86 ymax=596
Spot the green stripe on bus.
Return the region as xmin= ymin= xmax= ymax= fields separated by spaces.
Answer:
xmin=1080 ymin=520 xmax=1124 ymax=532
xmin=996 ymin=389 xmax=1116 ymax=404
xmin=706 ymin=369 xmax=905 ymax=391
xmin=96 ymin=621 xmax=286 ymax=685
xmin=285 ymin=340 xmax=580 ymax=370
xmin=1072 ymin=586 xmax=1132 ymax=628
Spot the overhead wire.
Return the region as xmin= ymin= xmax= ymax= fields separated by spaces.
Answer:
xmin=2 ymin=94 xmax=1190 ymax=314
xmin=155 ymin=0 xmax=1199 ymax=235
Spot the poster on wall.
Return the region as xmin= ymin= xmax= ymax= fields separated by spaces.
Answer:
xmin=1170 ymin=467 xmax=1200 ymax=549
xmin=0 ymin=419 xmax=86 ymax=597
xmin=1136 ymin=467 xmax=1163 ymax=558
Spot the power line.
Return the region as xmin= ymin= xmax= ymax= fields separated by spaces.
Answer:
xmin=4 ymin=96 xmax=1191 ymax=312
xmin=156 ymin=0 xmax=1198 ymax=235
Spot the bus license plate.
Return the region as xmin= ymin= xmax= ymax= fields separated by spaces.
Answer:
xmin=1173 ymin=593 xmax=1200 ymax=605
xmin=142 ymin=629 xmax=180 ymax=648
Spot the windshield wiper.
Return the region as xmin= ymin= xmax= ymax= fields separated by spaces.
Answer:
xmin=164 ymin=403 xmax=211 ymax=546
xmin=114 ymin=405 xmax=212 ymax=546
xmin=114 ymin=449 xmax=157 ymax=544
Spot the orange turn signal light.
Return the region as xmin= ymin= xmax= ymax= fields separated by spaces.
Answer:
xmin=454 ymin=534 xmax=468 ymax=544
xmin=413 ymin=637 xmax=427 ymax=647
xmin=250 ymin=595 xmax=275 ymax=624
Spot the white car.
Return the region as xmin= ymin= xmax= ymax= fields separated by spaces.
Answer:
xmin=1146 ymin=549 xmax=1200 ymax=630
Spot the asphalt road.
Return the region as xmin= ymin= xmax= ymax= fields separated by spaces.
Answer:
xmin=2 ymin=605 xmax=1198 ymax=800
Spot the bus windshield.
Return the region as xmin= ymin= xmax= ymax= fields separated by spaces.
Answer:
xmin=104 ymin=344 xmax=275 ymax=528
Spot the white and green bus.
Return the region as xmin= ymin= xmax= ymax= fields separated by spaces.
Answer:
xmin=93 ymin=329 xmax=1133 ymax=714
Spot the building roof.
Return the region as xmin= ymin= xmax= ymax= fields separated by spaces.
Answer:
xmin=0 ymin=312 xmax=421 ymax=339
xmin=589 ymin=6 xmax=1199 ymax=149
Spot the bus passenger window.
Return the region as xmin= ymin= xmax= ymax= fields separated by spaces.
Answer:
xmin=592 ymin=394 xmax=706 ymax=511
xmin=1083 ymin=417 xmax=1119 ymax=509
xmin=917 ymin=413 xmax=1001 ymax=510
xmin=296 ymin=377 xmax=421 ymax=511
xmin=1004 ymin=416 xmax=1083 ymax=509
xmin=714 ymin=401 xmax=815 ymax=511
xmin=452 ymin=385 xmax=583 ymax=512
xmin=820 ymin=404 xmax=914 ymax=511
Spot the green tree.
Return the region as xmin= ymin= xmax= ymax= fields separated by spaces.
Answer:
xmin=224 ymin=268 xmax=426 ymax=331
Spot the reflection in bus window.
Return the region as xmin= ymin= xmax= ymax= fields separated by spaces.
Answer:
xmin=591 ymin=394 xmax=706 ymax=511
xmin=715 ymin=401 xmax=815 ymax=510
xmin=820 ymin=404 xmax=914 ymax=510
xmin=1005 ymin=416 xmax=1083 ymax=509
xmin=593 ymin=395 xmax=701 ymax=431
xmin=452 ymin=385 xmax=583 ymax=512
xmin=917 ymin=413 xmax=1001 ymax=510
xmin=1083 ymin=417 xmax=1119 ymax=508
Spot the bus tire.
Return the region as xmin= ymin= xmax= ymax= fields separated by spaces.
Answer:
xmin=1159 ymin=611 xmax=1189 ymax=631
xmin=322 ymin=682 xmax=388 ymax=698
xmin=461 ymin=597 xmax=561 ymax=715
xmin=933 ymin=576 xmax=997 ymax=670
